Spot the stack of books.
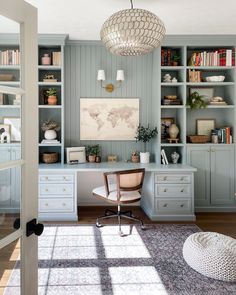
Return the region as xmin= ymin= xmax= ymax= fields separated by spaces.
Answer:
xmin=162 ymin=95 xmax=182 ymax=105
xmin=52 ymin=52 xmax=61 ymax=66
xmin=188 ymin=48 xmax=235 ymax=67
xmin=41 ymin=139 xmax=60 ymax=144
xmin=161 ymin=149 xmax=168 ymax=165
xmin=0 ymin=49 xmax=20 ymax=65
xmin=211 ymin=127 xmax=232 ymax=144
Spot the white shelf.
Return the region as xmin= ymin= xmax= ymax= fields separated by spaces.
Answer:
xmin=0 ymin=65 xmax=20 ymax=70
xmin=186 ymin=82 xmax=234 ymax=86
xmin=0 ymin=81 xmax=20 ymax=86
xmin=161 ymin=105 xmax=184 ymax=109
xmin=161 ymin=66 xmax=185 ymax=70
xmin=38 ymin=65 xmax=61 ymax=70
xmin=38 ymin=105 xmax=62 ymax=109
xmin=0 ymin=105 xmax=21 ymax=109
xmin=38 ymin=82 xmax=62 ymax=86
xmin=161 ymin=82 xmax=184 ymax=86
xmin=161 ymin=143 xmax=185 ymax=147
xmin=39 ymin=143 xmax=62 ymax=147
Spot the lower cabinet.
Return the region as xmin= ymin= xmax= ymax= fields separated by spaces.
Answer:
xmin=142 ymin=170 xmax=196 ymax=221
xmin=38 ymin=170 xmax=78 ymax=221
xmin=187 ymin=145 xmax=235 ymax=210
xmin=0 ymin=145 xmax=21 ymax=213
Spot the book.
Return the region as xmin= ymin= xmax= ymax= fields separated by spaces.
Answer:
xmin=161 ymin=149 xmax=168 ymax=164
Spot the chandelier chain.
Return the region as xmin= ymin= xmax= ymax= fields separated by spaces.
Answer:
xmin=130 ymin=0 xmax=133 ymax=9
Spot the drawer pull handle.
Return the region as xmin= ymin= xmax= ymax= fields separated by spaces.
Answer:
xmin=45 ymin=203 xmax=48 ymax=206
xmin=63 ymin=176 xmax=66 ymax=180
xmin=180 ymin=204 xmax=184 ymax=208
xmin=45 ymin=188 xmax=48 ymax=192
xmin=163 ymin=204 xmax=168 ymax=207
xmin=163 ymin=177 xmax=167 ymax=181
xmin=181 ymin=177 xmax=184 ymax=181
xmin=164 ymin=189 xmax=167 ymax=192
xmin=181 ymin=189 xmax=184 ymax=193
xmin=63 ymin=188 xmax=66 ymax=192
xmin=62 ymin=203 xmax=66 ymax=206
xmin=45 ymin=177 xmax=48 ymax=180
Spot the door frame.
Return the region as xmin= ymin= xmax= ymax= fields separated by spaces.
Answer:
xmin=0 ymin=1 xmax=38 ymax=293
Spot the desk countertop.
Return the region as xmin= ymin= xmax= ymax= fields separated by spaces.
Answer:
xmin=38 ymin=162 xmax=197 ymax=172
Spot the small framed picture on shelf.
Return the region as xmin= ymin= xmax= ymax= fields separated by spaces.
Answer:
xmin=190 ymin=88 xmax=214 ymax=104
xmin=3 ymin=117 xmax=21 ymax=142
xmin=161 ymin=117 xmax=174 ymax=139
xmin=196 ymin=119 xmax=215 ymax=137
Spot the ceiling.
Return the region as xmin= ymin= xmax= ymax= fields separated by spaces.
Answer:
xmin=1 ymin=0 xmax=236 ymax=40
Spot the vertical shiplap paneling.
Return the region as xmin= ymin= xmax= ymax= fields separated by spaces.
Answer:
xmin=65 ymin=42 xmax=154 ymax=161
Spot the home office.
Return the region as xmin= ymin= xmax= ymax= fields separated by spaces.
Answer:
xmin=0 ymin=1 xmax=236 ymax=294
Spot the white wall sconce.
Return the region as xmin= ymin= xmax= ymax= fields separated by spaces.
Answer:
xmin=97 ymin=69 xmax=124 ymax=92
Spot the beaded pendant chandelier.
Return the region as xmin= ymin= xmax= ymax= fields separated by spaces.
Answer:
xmin=100 ymin=0 xmax=166 ymax=56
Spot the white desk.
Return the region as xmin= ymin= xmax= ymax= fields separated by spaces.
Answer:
xmin=38 ymin=163 xmax=197 ymax=222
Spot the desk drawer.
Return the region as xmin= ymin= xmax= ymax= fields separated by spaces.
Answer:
xmin=39 ymin=183 xmax=73 ymax=195
xmin=39 ymin=174 xmax=74 ymax=183
xmin=155 ymin=174 xmax=191 ymax=184
xmin=155 ymin=184 xmax=191 ymax=197
xmin=39 ymin=198 xmax=73 ymax=212
xmin=156 ymin=198 xmax=191 ymax=213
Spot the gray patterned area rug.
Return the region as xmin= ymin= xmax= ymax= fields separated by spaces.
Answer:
xmin=4 ymin=224 xmax=236 ymax=295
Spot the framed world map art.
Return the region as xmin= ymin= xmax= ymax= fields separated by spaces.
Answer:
xmin=80 ymin=98 xmax=139 ymax=140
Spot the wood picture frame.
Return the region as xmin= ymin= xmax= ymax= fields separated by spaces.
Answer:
xmin=161 ymin=117 xmax=174 ymax=139
xmin=196 ymin=119 xmax=215 ymax=137
xmin=3 ymin=117 xmax=21 ymax=142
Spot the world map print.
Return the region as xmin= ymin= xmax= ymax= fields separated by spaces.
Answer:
xmin=80 ymin=98 xmax=139 ymax=140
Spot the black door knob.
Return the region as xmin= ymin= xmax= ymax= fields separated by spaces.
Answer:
xmin=26 ymin=219 xmax=44 ymax=237
xmin=13 ymin=218 xmax=20 ymax=230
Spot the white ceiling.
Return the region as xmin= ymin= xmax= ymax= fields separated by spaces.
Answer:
xmin=1 ymin=0 xmax=236 ymax=40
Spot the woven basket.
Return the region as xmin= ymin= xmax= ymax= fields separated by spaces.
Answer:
xmin=187 ymin=135 xmax=210 ymax=143
xmin=42 ymin=152 xmax=58 ymax=164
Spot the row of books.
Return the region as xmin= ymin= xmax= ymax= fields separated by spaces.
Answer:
xmin=161 ymin=49 xmax=179 ymax=66
xmin=52 ymin=52 xmax=61 ymax=66
xmin=0 ymin=49 xmax=20 ymax=65
xmin=161 ymin=149 xmax=169 ymax=164
xmin=211 ymin=127 xmax=232 ymax=144
xmin=188 ymin=49 xmax=235 ymax=67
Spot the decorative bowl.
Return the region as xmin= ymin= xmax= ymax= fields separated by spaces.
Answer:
xmin=205 ymin=75 xmax=225 ymax=82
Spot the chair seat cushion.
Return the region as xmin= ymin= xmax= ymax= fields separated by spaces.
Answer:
xmin=92 ymin=185 xmax=141 ymax=203
xmin=183 ymin=232 xmax=236 ymax=282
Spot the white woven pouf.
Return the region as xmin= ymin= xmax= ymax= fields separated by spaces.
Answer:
xmin=183 ymin=232 xmax=236 ymax=282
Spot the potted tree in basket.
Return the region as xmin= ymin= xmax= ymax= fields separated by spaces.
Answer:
xmin=186 ymin=91 xmax=207 ymax=109
xmin=135 ymin=125 xmax=158 ymax=164
xmin=46 ymin=88 xmax=57 ymax=105
xmin=86 ymin=144 xmax=101 ymax=163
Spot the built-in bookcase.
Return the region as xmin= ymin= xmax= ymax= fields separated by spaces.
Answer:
xmin=158 ymin=39 xmax=236 ymax=165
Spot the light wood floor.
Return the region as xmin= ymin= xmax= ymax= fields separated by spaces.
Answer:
xmin=1 ymin=207 xmax=236 ymax=294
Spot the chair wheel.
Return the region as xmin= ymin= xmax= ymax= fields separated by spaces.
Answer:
xmin=96 ymin=221 xmax=103 ymax=228
xmin=141 ymin=225 xmax=145 ymax=230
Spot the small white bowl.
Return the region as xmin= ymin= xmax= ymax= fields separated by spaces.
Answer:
xmin=205 ymin=75 xmax=225 ymax=82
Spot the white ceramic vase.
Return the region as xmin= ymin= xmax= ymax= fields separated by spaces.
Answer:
xmin=140 ymin=152 xmax=150 ymax=164
xmin=44 ymin=130 xmax=57 ymax=140
xmin=168 ymin=124 xmax=179 ymax=139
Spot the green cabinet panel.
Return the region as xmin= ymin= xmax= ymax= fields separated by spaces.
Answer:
xmin=187 ymin=146 xmax=210 ymax=206
xmin=210 ymin=146 xmax=234 ymax=205
xmin=187 ymin=145 xmax=235 ymax=208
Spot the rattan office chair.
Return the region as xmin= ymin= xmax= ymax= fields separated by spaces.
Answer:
xmin=92 ymin=168 xmax=145 ymax=235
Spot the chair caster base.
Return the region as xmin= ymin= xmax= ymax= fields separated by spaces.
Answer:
xmin=96 ymin=221 xmax=103 ymax=228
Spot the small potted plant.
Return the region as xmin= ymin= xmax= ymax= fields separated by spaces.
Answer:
xmin=172 ymin=54 xmax=181 ymax=66
xmin=186 ymin=91 xmax=207 ymax=109
xmin=135 ymin=125 xmax=158 ymax=163
xmin=86 ymin=144 xmax=101 ymax=163
xmin=41 ymin=120 xmax=60 ymax=140
xmin=46 ymin=88 xmax=57 ymax=105
xmin=131 ymin=151 xmax=139 ymax=163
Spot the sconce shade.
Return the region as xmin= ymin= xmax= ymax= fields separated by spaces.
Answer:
xmin=100 ymin=8 xmax=166 ymax=56
xmin=116 ymin=70 xmax=125 ymax=81
xmin=97 ymin=70 xmax=106 ymax=81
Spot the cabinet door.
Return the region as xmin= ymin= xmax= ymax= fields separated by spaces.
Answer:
xmin=187 ymin=146 xmax=211 ymax=206
xmin=10 ymin=147 xmax=21 ymax=208
xmin=210 ymin=146 xmax=234 ymax=205
xmin=0 ymin=147 xmax=11 ymax=208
